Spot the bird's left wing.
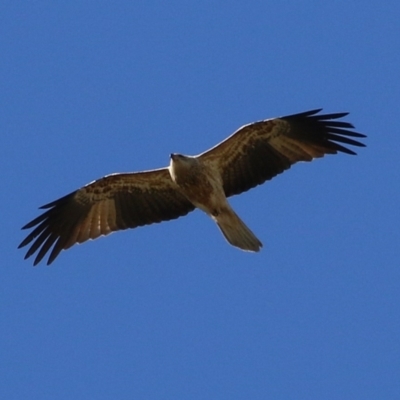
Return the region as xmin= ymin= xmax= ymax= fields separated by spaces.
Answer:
xmin=199 ymin=109 xmax=366 ymax=197
xmin=19 ymin=169 xmax=195 ymax=265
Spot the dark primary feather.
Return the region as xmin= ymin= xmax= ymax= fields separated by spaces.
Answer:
xmin=201 ymin=109 xmax=366 ymax=197
xmin=282 ymin=109 xmax=365 ymax=155
xmin=19 ymin=170 xmax=194 ymax=265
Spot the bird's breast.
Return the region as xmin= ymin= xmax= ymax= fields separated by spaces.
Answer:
xmin=174 ymin=172 xmax=226 ymax=215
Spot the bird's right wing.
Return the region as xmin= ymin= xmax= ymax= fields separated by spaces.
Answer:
xmin=19 ymin=168 xmax=195 ymax=265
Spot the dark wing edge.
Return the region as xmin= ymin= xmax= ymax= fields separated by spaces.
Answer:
xmin=281 ymin=108 xmax=366 ymax=156
xmin=18 ymin=170 xmax=195 ymax=266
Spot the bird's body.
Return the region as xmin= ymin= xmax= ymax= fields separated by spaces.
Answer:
xmin=169 ymin=153 xmax=262 ymax=251
xmin=169 ymin=154 xmax=219 ymax=213
xmin=19 ymin=109 xmax=366 ymax=265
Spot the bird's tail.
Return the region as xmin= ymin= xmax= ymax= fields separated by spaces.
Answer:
xmin=214 ymin=207 xmax=262 ymax=252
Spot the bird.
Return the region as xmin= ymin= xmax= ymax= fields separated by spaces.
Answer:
xmin=19 ymin=109 xmax=366 ymax=265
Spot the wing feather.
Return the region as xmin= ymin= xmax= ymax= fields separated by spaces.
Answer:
xmin=19 ymin=168 xmax=194 ymax=265
xmin=199 ymin=109 xmax=366 ymax=197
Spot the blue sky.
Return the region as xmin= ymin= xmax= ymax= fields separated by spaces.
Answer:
xmin=1 ymin=1 xmax=399 ymax=399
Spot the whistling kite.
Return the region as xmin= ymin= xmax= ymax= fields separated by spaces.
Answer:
xmin=19 ymin=109 xmax=366 ymax=265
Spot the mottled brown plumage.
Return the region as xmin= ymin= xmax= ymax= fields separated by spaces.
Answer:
xmin=19 ymin=109 xmax=365 ymax=265
xmin=19 ymin=171 xmax=194 ymax=265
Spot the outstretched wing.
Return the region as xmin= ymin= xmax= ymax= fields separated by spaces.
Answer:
xmin=19 ymin=169 xmax=194 ymax=265
xmin=199 ymin=109 xmax=366 ymax=197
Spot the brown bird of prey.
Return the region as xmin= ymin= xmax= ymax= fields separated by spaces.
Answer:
xmin=19 ymin=109 xmax=366 ymax=265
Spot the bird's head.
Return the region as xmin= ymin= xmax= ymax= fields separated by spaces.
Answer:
xmin=169 ymin=153 xmax=199 ymax=181
xmin=170 ymin=153 xmax=182 ymax=162
xmin=170 ymin=153 xmax=196 ymax=165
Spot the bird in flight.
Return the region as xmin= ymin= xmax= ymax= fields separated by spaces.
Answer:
xmin=19 ymin=109 xmax=366 ymax=265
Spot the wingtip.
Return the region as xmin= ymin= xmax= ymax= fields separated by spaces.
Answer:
xmin=284 ymin=108 xmax=323 ymax=119
xmin=33 ymin=253 xmax=45 ymax=266
xmin=21 ymin=221 xmax=33 ymax=230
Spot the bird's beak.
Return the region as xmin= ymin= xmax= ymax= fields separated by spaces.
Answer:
xmin=170 ymin=153 xmax=176 ymax=160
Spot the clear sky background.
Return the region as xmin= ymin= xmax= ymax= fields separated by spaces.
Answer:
xmin=1 ymin=1 xmax=399 ymax=399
